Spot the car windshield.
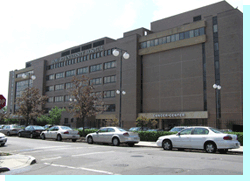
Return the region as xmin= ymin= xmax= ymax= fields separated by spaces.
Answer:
xmin=61 ymin=126 xmax=72 ymax=130
xmin=119 ymin=128 xmax=127 ymax=132
xmin=209 ymin=127 xmax=223 ymax=133
xmin=33 ymin=126 xmax=44 ymax=129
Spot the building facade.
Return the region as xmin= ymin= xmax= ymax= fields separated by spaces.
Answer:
xmin=7 ymin=1 xmax=243 ymax=131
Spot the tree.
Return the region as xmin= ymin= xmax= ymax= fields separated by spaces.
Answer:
xmin=15 ymin=87 xmax=48 ymax=126
xmin=67 ymin=75 xmax=104 ymax=135
xmin=0 ymin=107 xmax=7 ymax=123
xmin=106 ymin=118 xmax=119 ymax=127
xmin=136 ymin=116 xmax=149 ymax=130
xmin=37 ymin=106 xmax=66 ymax=126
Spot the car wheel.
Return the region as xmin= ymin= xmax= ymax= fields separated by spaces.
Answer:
xmin=7 ymin=132 xmax=10 ymax=136
xmin=205 ymin=142 xmax=217 ymax=153
xmin=128 ymin=143 xmax=134 ymax=147
xmin=1 ymin=143 xmax=5 ymax=146
xmin=218 ymin=149 xmax=228 ymax=154
xmin=112 ymin=137 xmax=120 ymax=146
xmin=57 ymin=134 xmax=62 ymax=141
xmin=18 ymin=133 xmax=22 ymax=137
xmin=72 ymin=139 xmax=77 ymax=142
xmin=87 ymin=136 xmax=93 ymax=144
xmin=162 ymin=139 xmax=172 ymax=150
xmin=41 ymin=134 xmax=46 ymax=140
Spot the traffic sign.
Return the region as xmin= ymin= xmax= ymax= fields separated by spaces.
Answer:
xmin=0 ymin=95 xmax=6 ymax=110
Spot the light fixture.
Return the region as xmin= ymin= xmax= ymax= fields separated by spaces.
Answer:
xmin=116 ymin=90 xmax=120 ymax=94
xmin=123 ymin=52 xmax=130 ymax=59
xmin=112 ymin=49 xmax=119 ymax=56
xmin=122 ymin=91 xmax=126 ymax=95
xmin=213 ymin=84 xmax=221 ymax=90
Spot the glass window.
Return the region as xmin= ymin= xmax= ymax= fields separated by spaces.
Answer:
xmin=214 ymin=42 xmax=219 ymax=51
xmin=147 ymin=41 xmax=150 ymax=48
xmin=108 ymin=128 xmax=115 ymax=132
xmin=165 ymin=36 xmax=170 ymax=43
xmin=154 ymin=39 xmax=159 ymax=46
xmin=150 ymin=40 xmax=154 ymax=47
xmin=171 ymin=35 xmax=176 ymax=42
xmin=194 ymin=29 xmax=200 ymax=37
xmin=213 ymin=25 xmax=218 ymax=33
xmin=179 ymin=32 xmax=184 ymax=40
xmin=159 ymin=38 xmax=163 ymax=45
xmin=189 ymin=30 xmax=194 ymax=38
xmin=184 ymin=31 xmax=190 ymax=39
xmin=179 ymin=128 xmax=192 ymax=135
xmin=193 ymin=128 xmax=209 ymax=135
xmin=55 ymin=72 xmax=64 ymax=79
xmin=175 ymin=34 xmax=179 ymax=41
xmin=200 ymin=27 xmax=205 ymax=35
xmin=99 ymin=128 xmax=108 ymax=133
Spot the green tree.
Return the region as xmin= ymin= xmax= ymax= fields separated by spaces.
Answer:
xmin=136 ymin=116 xmax=149 ymax=130
xmin=37 ymin=106 xmax=65 ymax=126
xmin=106 ymin=118 xmax=119 ymax=127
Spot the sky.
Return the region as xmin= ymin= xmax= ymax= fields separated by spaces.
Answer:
xmin=0 ymin=0 xmax=244 ymax=103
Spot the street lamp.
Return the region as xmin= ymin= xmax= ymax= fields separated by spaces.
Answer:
xmin=213 ymin=84 xmax=221 ymax=129
xmin=113 ymin=48 xmax=130 ymax=127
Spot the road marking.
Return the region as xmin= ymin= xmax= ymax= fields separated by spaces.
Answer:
xmin=41 ymin=156 xmax=62 ymax=161
xmin=44 ymin=163 xmax=114 ymax=175
xmin=72 ymin=151 xmax=114 ymax=157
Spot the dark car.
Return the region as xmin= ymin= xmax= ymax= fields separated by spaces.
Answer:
xmin=18 ymin=125 xmax=45 ymax=138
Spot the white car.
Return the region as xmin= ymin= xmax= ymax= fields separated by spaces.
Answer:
xmin=40 ymin=125 xmax=80 ymax=142
xmin=156 ymin=126 xmax=240 ymax=153
xmin=0 ymin=132 xmax=7 ymax=146
xmin=86 ymin=127 xmax=140 ymax=147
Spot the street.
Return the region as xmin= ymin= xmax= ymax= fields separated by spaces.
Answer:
xmin=1 ymin=136 xmax=243 ymax=175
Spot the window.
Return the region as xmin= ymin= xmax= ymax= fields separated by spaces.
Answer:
xmin=189 ymin=30 xmax=194 ymax=38
xmin=104 ymin=75 xmax=116 ymax=84
xmin=107 ymin=49 xmax=111 ymax=55
xmin=214 ymin=42 xmax=219 ymax=51
xmin=184 ymin=31 xmax=190 ymax=39
xmin=93 ymin=40 xmax=104 ymax=47
xmin=66 ymin=70 xmax=76 ymax=77
xmin=159 ymin=38 xmax=163 ymax=45
xmin=150 ymin=40 xmax=154 ymax=47
xmin=77 ymin=67 xmax=88 ymax=75
xmin=90 ymin=64 xmax=102 ymax=73
xmin=147 ymin=41 xmax=150 ymax=48
xmin=193 ymin=128 xmax=209 ymax=135
xmin=194 ymin=29 xmax=200 ymax=37
xmin=179 ymin=32 xmax=185 ymax=40
xmin=179 ymin=128 xmax=192 ymax=135
xmin=46 ymin=74 xmax=54 ymax=81
xmin=213 ymin=24 xmax=218 ymax=33
xmin=104 ymin=61 xmax=116 ymax=69
xmin=55 ymin=96 xmax=64 ymax=102
xmin=46 ymin=86 xmax=54 ymax=92
xmin=200 ymin=27 xmax=205 ymax=35
xmin=65 ymin=82 xmax=73 ymax=89
xmin=141 ymin=42 xmax=147 ymax=49
xmin=90 ymin=78 xmax=102 ymax=85
xmin=82 ymin=44 xmax=92 ymax=51
xmin=193 ymin=15 xmax=201 ymax=22
xmin=171 ymin=35 xmax=176 ymax=42
xmin=104 ymin=104 xmax=116 ymax=112
xmin=48 ymin=97 xmax=54 ymax=103
xmin=55 ymin=84 xmax=64 ymax=91
xmin=104 ymin=90 xmax=115 ymax=98
xmin=55 ymin=72 xmax=64 ymax=79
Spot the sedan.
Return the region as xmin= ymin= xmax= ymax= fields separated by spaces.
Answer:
xmin=0 ymin=132 xmax=7 ymax=146
xmin=0 ymin=125 xmax=22 ymax=136
xmin=86 ymin=127 xmax=140 ymax=147
xmin=156 ymin=126 xmax=240 ymax=154
xmin=18 ymin=125 xmax=45 ymax=138
xmin=40 ymin=125 xmax=80 ymax=142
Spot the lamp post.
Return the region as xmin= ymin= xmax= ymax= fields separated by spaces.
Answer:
xmin=213 ymin=84 xmax=221 ymax=129
xmin=112 ymin=48 xmax=130 ymax=128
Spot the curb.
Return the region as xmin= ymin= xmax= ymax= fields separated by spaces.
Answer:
xmin=0 ymin=155 xmax=36 ymax=173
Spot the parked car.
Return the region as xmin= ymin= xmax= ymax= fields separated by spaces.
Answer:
xmin=0 ymin=125 xmax=22 ymax=136
xmin=44 ymin=124 xmax=52 ymax=129
xmin=18 ymin=125 xmax=45 ymax=138
xmin=0 ymin=132 xmax=7 ymax=146
xmin=86 ymin=127 xmax=140 ymax=147
xmin=156 ymin=126 xmax=240 ymax=154
xmin=0 ymin=125 xmax=5 ymax=129
xmin=169 ymin=126 xmax=188 ymax=132
xmin=129 ymin=127 xmax=149 ymax=131
xmin=147 ymin=129 xmax=164 ymax=132
xmin=220 ymin=129 xmax=233 ymax=133
xmin=40 ymin=125 xmax=80 ymax=142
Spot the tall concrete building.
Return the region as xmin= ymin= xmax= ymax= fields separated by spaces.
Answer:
xmin=7 ymin=1 xmax=243 ymax=131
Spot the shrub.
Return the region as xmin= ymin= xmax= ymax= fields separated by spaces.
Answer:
xmin=77 ymin=129 xmax=98 ymax=137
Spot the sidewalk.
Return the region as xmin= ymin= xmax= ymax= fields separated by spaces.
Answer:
xmin=137 ymin=141 xmax=243 ymax=153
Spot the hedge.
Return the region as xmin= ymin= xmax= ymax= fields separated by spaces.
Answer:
xmin=77 ymin=129 xmax=98 ymax=137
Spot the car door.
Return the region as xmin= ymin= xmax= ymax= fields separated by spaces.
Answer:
xmin=46 ymin=127 xmax=54 ymax=138
xmin=51 ymin=126 xmax=59 ymax=139
xmin=190 ymin=128 xmax=209 ymax=149
xmin=106 ymin=128 xmax=115 ymax=143
xmin=95 ymin=128 xmax=108 ymax=142
xmin=172 ymin=128 xmax=193 ymax=148
xmin=2 ymin=126 xmax=9 ymax=135
xmin=23 ymin=126 xmax=31 ymax=137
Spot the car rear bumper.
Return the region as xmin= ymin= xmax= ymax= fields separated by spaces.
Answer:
xmin=217 ymin=140 xmax=241 ymax=149
xmin=122 ymin=137 xmax=140 ymax=143
xmin=61 ymin=134 xmax=80 ymax=140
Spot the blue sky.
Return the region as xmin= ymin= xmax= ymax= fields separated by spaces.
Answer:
xmin=0 ymin=0 xmax=243 ymax=102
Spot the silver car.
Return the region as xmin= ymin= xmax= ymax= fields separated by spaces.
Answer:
xmin=40 ymin=125 xmax=80 ymax=142
xmin=0 ymin=125 xmax=22 ymax=136
xmin=86 ymin=127 xmax=140 ymax=147
xmin=0 ymin=132 xmax=7 ymax=146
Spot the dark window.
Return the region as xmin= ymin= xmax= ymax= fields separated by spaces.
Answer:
xmin=184 ymin=31 xmax=190 ymax=39
xmin=104 ymin=104 xmax=116 ymax=112
xmin=193 ymin=15 xmax=201 ymax=22
xmin=26 ymin=62 xmax=31 ymax=68
xmin=71 ymin=47 xmax=80 ymax=54
xmin=179 ymin=32 xmax=185 ymax=40
xmin=61 ymin=50 xmax=70 ymax=57
xmin=82 ymin=44 xmax=92 ymax=51
xmin=93 ymin=40 xmax=104 ymax=47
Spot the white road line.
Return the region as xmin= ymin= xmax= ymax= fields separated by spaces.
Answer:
xmin=72 ymin=151 xmax=114 ymax=157
xmin=41 ymin=156 xmax=62 ymax=161
xmin=44 ymin=163 xmax=114 ymax=175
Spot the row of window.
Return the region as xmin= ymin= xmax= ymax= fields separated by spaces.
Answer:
xmin=140 ymin=27 xmax=205 ymax=49
xmin=46 ymin=60 xmax=116 ymax=81
xmin=46 ymin=75 xmax=117 ymax=92
xmin=47 ymin=49 xmax=114 ymax=70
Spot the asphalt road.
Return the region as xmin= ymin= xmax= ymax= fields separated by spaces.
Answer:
xmin=1 ymin=136 xmax=243 ymax=175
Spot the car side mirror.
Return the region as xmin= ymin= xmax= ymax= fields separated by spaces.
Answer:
xmin=177 ymin=132 xmax=181 ymax=136
xmin=96 ymin=131 xmax=99 ymax=134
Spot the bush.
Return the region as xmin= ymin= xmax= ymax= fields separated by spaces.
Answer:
xmin=77 ymin=129 xmax=98 ymax=137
